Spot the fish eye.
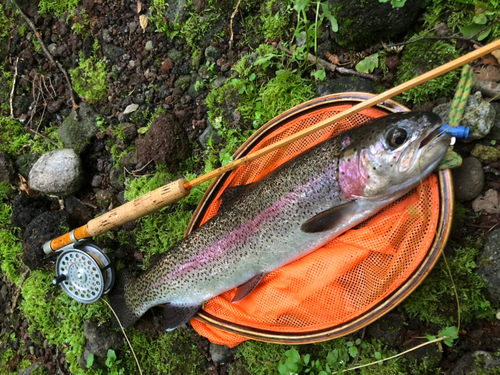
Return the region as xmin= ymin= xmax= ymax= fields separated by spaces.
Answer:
xmin=386 ymin=127 xmax=408 ymax=148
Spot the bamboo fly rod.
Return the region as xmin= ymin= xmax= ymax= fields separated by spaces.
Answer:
xmin=44 ymin=38 xmax=500 ymax=254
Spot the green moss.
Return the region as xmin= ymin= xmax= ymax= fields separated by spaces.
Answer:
xmin=403 ymin=239 xmax=495 ymax=326
xmin=397 ymin=38 xmax=460 ymax=105
xmin=38 ymin=0 xmax=80 ymax=17
xmin=119 ymin=329 xmax=207 ymax=374
xmin=0 ymin=117 xmax=61 ymax=157
xmin=0 ymin=4 xmax=14 ymax=40
xmin=70 ymin=49 xmax=108 ymax=104
xmin=124 ymin=169 xmax=210 ymax=267
xmin=260 ymin=0 xmax=293 ymax=40
xmin=20 ymin=270 xmax=111 ymax=374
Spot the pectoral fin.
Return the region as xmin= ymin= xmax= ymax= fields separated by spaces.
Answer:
xmin=301 ymin=201 xmax=359 ymax=233
xmin=231 ymin=272 xmax=267 ymax=303
xmin=164 ymin=304 xmax=201 ymax=331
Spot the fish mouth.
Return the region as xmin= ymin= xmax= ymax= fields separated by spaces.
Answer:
xmin=419 ymin=127 xmax=441 ymax=149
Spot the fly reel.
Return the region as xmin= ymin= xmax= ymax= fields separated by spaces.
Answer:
xmin=52 ymin=241 xmax=115 ymax=303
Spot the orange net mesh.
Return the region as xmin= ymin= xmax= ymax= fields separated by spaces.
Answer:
xmin=190 ymin=104 xmax=440 ymax=348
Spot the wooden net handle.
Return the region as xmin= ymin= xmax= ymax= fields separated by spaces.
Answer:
xmin=44 ymin=179 xmax=189 ymax=253
xmin=45 ymin=38 xmax=500 ymax=253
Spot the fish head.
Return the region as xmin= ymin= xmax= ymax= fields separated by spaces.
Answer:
xmin=339 ymin=112 xmax=451 ymax=200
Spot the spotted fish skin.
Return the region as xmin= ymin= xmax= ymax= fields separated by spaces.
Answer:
xmin=108 ymin=112 xmax=451 ymax=330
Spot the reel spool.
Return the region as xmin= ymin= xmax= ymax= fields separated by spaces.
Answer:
xmin=52 ymin=241 xmax=115 ymax=304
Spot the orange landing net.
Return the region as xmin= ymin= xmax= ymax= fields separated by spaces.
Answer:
xmin=190 ymin=104 xmax=440 ymax=348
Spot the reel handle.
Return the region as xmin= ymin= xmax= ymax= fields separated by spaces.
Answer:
xmin=44 ymin=179 xmax=190 ymax=253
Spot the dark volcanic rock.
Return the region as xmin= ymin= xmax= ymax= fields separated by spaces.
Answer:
xmin=331 ymin=0 xmax=421 ymax=49
xmin=0 ymin=151 xmax=15 ymax=183
xmin=22 ymin=211 xmax=72 ymax=270
xmin=58 ymin=103 xmax=99 ymax=154
xmin=366 ymin=311 xmax=407 ymax=346
xmin=78 ymin=319 xmax=124 ymax=370
xmin=477 ymin=228 xmax=500 ymax=302
xmin=317 ymin=76 xmax=376 ymax=96
xmin=135 ymin=113 xmax=190 ymax=170
xmin=11 ymin=194 xmax=54 ymax=229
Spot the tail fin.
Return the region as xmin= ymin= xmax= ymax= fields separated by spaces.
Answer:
xmin=107 ymin=270 xmax=141 ymax=329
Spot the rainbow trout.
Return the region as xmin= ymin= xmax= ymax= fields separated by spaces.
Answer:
xmin=108 ymin=112 xmax=451 ymax=330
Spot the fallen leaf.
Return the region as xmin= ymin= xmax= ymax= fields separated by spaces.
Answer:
xmin=474 ymin=65 xmax=500 ymax=82
xmin=137 ymin=0 xmax=142 ymax=13
xmin=123 ymin=103 xmax=139 ymax=114
xmin=481 ymin=54 xmax=498 ymax=66
xmin=139 ymin=14 xmax=148 ymax=32
xmin=18 ymin=174 xmax=37 ymax=196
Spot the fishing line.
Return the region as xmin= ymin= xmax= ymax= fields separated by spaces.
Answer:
xmin=103 ymin=298 xmax=143 ymax=375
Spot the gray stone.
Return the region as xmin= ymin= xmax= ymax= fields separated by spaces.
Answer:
xmin=212 ymin=76 xmax=227 ymax=88
xmin=78 ymin=319 xmax=124 ymax=370
xmin=366 ymin=312 xmax=407 ymax=346
xmin=472 ymin=189 xmax=500 ymax=214
xmin=477 ymin=228 xmax=500 ymax=302
xmin=486 ymin=102 xmax=500 ymax=141
xmin=120 ymin=151 xmax=137 ymax=169
xmin=145 ymin=40 xmax=153 ymax=51
xmin=58 ymin=103 xmax=99 ymax=154
xmin=102 ymin=29 xmax=113 ymax=43
xmin=112 ymin=65 xmax=124 ymax=74
xmin=452 ymin=157 xmax=484 ymax=201
xmin=332 ymin=0 xmax=421 ymax=49
xmin=103 ymin=43 xmax=126 ymax=63
xmin=174 ymin=75 xmax=192 ymax=90
xmin=120 ymin=122 xmax=138 ymax=142
xmin=17 ymin=362 xmax=42 ymax=375
xmin=167 ymin=48 xmax=183 ymax=64
xmin=0 ymin=151 xmax=15 ymax=183
xmin=109 ymin=168 xmax=125 ymax=191
xmin=317 ymin=77 xmax=376 ymax=96
xmin=28 ymin=149 xmax=83 ymax=196
xmin=209 ymin=343 xmax=237 ymax=364
xmin=91 ymin=175 xmax=103 ymax=188
xmin=450 ymin=351 xmax=500 ymax=375
xmin=205 ymin=45 xmax=222 ymax=61
xmin=165 ymin=0 xmax=189 ymax=24
xmin=198 ymin=121 xmax=223 ymax=150
xmin=433 ymin=92 xmax=496 ymax=142
xmin=47 ymin=43 xmax=58 ymax=57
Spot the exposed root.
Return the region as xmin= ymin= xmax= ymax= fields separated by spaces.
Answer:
xmin=11 ymin=0 xmax=79 ymax=116
xmin=229 ymin=0 xmax=243 ymax=50
xmin=9 ymin=58 xmax=19 ymax=119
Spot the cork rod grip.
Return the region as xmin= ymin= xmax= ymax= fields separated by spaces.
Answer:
xmin=44 ymin=179 xmax=190 ymax=253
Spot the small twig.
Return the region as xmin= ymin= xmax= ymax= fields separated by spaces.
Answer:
xmin=465 ymin=222 xmax=495 ymax=229
xmin=11 ymin=0 xmax=79 ymax=115
xmin=9 ymin=58 xmax=19 ymax=119
xmin=11 ymin=269 xmax=30 ymax=314
xmin=277 ymin=44 xmax=380 ymax=81
xmin=26 ymin=126 xmax=59 ymax=147
xmin=229 ymin=0 xmax=243 ymax=50
xmin=71 ymin=196 xmax=98 ymax=210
